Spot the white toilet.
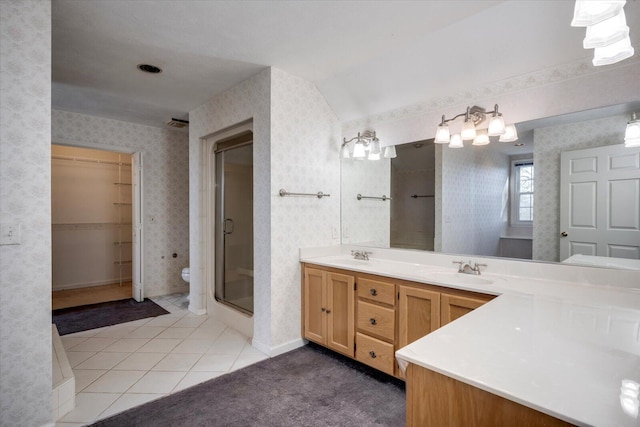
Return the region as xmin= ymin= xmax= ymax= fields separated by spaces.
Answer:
xmin=181 ymin=267 xmax=190 ymax=302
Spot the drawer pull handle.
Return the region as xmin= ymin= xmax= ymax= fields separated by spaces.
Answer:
xmin=321 ymin=308 xmax=326 ymax=312
xmin=326 ymin=309 xmax=331 ymax=314
xmin=370 ymin=288 xmax=378 ymax=296
xmin=369 ymin=318 xmax=377 ymax=325
xmin=369 ymin=351 xmax=377 ymax=359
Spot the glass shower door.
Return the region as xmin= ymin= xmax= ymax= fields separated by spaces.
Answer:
xmin=215 ymin=142 xmax=253 ymax=315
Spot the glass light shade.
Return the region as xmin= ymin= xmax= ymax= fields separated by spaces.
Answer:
xmin=583 ymin=10 xmax=629 ymax=48
xmin=593 ymin=36 xmax=634 ymax=66
xmin=352 ymin=142 xmax=366 ymax=158
xmin=368 ymin=151 xmax=381 ymax=160
xmin=449 ymin=134 xmax=464 ymax=148
xmin=472 ymin=129 xmax=490 ymax=146
xmin=383 ymin=145 xmax=397 ymax=158
xmin=625 ymin=118 xmax=640 ymax=147
xmin=434 ymin=124 xmax=450 ymax=143
xmin=571 ymin=0 xmax=626 ymax=27
xmin=370 ymin=138 xmax=381 ymax=155
xmin=461 ymin=119 xmax=477 ymax=140
xmin=487 ymin=114 xmax=506 ymax=136
xmin=341 ymin=144 xmax=351 ymax=158
xmin=499 ymin=124 xmax=519 ymax=142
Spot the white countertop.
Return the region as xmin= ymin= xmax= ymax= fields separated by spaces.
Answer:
xmin=300 ymin=247 xmax=640 ymax=427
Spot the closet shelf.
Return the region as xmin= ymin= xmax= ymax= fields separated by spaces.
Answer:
xmin=114 ymin=260 xmax=132 ymax=265
xmin=113 ymin=241 xmax=132 ymax=245
xmin=114 ymin=182 xmax=132 ymax=186
xmin=113 ymin=202 xmax=132 ymax=206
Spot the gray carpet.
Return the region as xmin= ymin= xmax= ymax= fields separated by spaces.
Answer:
xmin=53 ymin=298 xmax=169 ymax=335
xmin=91 ymin=343 xmax=406 ymax=426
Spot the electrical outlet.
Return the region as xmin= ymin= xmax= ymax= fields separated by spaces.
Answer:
xmin=0 ymin=224 xmax=21 ymax=245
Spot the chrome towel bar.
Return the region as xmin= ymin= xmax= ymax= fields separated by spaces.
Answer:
xmin=279 ymin=189 xmax=330 ymax=199
xmin=357 ymin=194 xmax=391 ymax=201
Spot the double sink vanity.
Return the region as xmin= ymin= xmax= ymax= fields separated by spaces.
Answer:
xmin=300 ymin=246 xmax=640 ymax=427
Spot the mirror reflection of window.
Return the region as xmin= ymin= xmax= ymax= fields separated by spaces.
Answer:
xmin=511 ymin=160 xmax=534 ymax=225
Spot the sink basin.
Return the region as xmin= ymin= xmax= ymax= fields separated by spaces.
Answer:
xmin=422 ymin=271 xmax=494 ymax=286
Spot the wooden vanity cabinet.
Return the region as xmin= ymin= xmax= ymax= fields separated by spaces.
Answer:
xmin=441 ymin=292 xmax=492 ymax=326
xmin=355 ymin=275 xmax=396 ymax=375
xmin=303 ymin=266 xmax=355 ymax=357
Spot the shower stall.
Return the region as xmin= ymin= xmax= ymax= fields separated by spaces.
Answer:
xmin=214 ymin=132 xmax=254 ymax=315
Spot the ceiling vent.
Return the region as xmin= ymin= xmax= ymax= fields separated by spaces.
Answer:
xmin=166 ymin=118 xmax=189 ymax=129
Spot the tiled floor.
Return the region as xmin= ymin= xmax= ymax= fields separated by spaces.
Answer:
xmin=55 ymin=293 xmax=268 ymax=427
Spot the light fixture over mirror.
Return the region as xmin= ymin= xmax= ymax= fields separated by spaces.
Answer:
xmin=433 ymin=104 xmax=517 ymax=148
xmin=342 ymin=130 xmax=397 ymax=160
xmin=625 ymin=112 xmax=640 ymax=147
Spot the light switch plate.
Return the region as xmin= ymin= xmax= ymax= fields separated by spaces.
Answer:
xmin=0 ymin=224 xmax=21 ymax=245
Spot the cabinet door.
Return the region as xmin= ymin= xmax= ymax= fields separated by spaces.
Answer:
xmin=326 ymin=272 xmax=355 ymax=357
xmin=441 ymin=293 xmax=488 ymax=327
xmin=303 ymin=268 xmax=327 ymax=345
xmin=398 ymin=286 xmax=441 ymax=349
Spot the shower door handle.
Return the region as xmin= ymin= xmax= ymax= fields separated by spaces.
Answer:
xmin=223 ymin=218 xmax=234 ymax=235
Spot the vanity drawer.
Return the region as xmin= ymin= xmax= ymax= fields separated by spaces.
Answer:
xmin=357 ymin=277 xmax=396 ymax=306
xmin=356 ymin=333 xmax=395 ymax=375
xmin=357 ymin=300 xmax=395 ymax=341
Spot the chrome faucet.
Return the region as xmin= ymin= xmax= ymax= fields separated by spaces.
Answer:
xmin=452 ymin=260 xmax=487 ymax=275
xmin=351 ymin=250 xmax=372 ymax=261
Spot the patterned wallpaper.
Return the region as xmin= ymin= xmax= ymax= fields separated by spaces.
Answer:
xmin=52 ymin=110 xmax=190 ymax=298
xmin=341 ymin=158 xmax=390 ymax=247
xmin=533 ymin=114 xmax=629 ymax=262
xmin=189 ymin=67 xmax=341 ymax=352
xmin=440 ymin=146 xmax=509 ymax=257
xmin=0 ymin=1 xmax=53 ymax=425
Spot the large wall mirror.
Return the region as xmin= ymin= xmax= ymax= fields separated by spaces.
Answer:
xmin=341 ymin=101 xmax=640 ymax=268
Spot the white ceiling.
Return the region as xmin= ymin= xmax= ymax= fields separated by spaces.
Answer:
xmin=52 ymin=0 xmax=640 ymax=129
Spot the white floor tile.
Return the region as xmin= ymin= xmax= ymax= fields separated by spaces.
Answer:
xmin=120 ymin=317 xmax=153 ymax=327
xmin=64 ymin=329 xmax=100 ymax=338
xmin=112 ymin=352 xmax=165 ymax=370
xmin=156 ymin=327 xmax=195 ymax=339
xmin=191 ymin=354 xmax=237 ymax=372
xmin=84 ymin=370 xmax=146 ymax=393
xmin=70 ymin=337 xmax=117 ymax=352
xmin=231 ymin=352 xmax=269 ymax=371
xmin=124 ymin=326 xmax=166 ymax=339
xmin=55 ymin=422 xmax=85 ymax=427
xmin=59 ymin=392 xmax=120 ymax=423
xmin=136 ymin=338 xmax=181 ymax=353
xmin=73 ymin=369 xmax=107 ymax=392
xmin=171 ymin=339 xmax=214 ymax=354
xmin=188 ymin=326 xmax=225 ymax=341
xmin=75 ymin=352 xmax=130 ymax=370
xmin=172 ymin=371 xmax=225 ymax=392
xmin=145 ymin=315 xmax=179 ymax=327
xmin=206 ymin=338 xmax=246 ymax=356
xmin=93 ymin=325 xmax=138 ymax=338
xmin=103 ymin=338 xmax=149 ymax=352
xmin=98 ymin=393 xmax=164 ymax=420
xmin=66 ymin=351 xmax=96 ymax=368
xmin=152 ymin=353 xmax=201 ymax=372
xmin=60 ymin=336 xmax=88 ymax=350
xmin=172 ymin=316 xmax=207 ymax=328
xmin=128 ymin=371 xmax=186 ymax=394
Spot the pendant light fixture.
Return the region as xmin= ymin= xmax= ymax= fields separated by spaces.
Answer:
xmin=571 ymin=0 xmax=634 ymax=66
xmin=341 ymin=130 xmax=397 ymax=160
xmin=433 ymin=104 xmax=517 ymax=148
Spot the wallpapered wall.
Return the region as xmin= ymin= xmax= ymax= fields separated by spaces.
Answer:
xmin=190 ymin=67 xmax=341 ymax=353
xmin=52 ymin=110 xmax=190 ymax=298
xmin=0 ymin=1 xmax=53 ymax=425
xmin=440 ymin=146 xmax=509 ymax=257
xmin=533 ymin=114 xmax=629 ymax=262
xmin=341 ymin=158 xmax=390 ymax=247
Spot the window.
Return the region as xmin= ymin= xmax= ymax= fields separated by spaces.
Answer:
xmin=511 ymin=160 xmax=534 ymax=225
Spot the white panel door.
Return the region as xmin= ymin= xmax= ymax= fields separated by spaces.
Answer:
xmin=560 ymin=144 xmax=640 ymax=261
xmin=132 ymin=152 xmax=144 ymax=302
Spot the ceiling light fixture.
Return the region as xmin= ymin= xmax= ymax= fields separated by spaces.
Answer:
xmin=571 ymin=1 xmax=634 ymax=66
xmin=625 ymin=112 xmax=640 ymax=147
xmin=137 ymin=64 xmax=163 ymax=74
xmin=341 ymin=130 xmax=397 ymax=160
xmin=433 ymin=104 xmax=517 ymax=148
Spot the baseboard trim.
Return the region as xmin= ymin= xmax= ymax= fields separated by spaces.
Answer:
xmin=270 ymin=338 xmax=306 ymax=357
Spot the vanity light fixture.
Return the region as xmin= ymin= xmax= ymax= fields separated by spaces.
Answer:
xmin=625 ymin=112 xmax=640 ymax=147
xmin=433 ymin=104 xmax=517 ymax=148
xmin=341 ymin=130 xmax=397 ymax=160
xmin=571 ymin=0 xmax=634 ymax=66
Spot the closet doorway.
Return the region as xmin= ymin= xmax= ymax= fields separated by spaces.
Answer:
xmin=51 ymin=145 xmax=143 ymax=309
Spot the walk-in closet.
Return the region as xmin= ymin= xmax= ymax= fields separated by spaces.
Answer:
xmin=51 ymin=145 xmax=133 ymax=309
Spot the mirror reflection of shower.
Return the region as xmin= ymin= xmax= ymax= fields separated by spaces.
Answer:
xmin=390 ymin=141 xmax=435 ymax=251
xmin=214 ymin=132 xmax=254 ymax=315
